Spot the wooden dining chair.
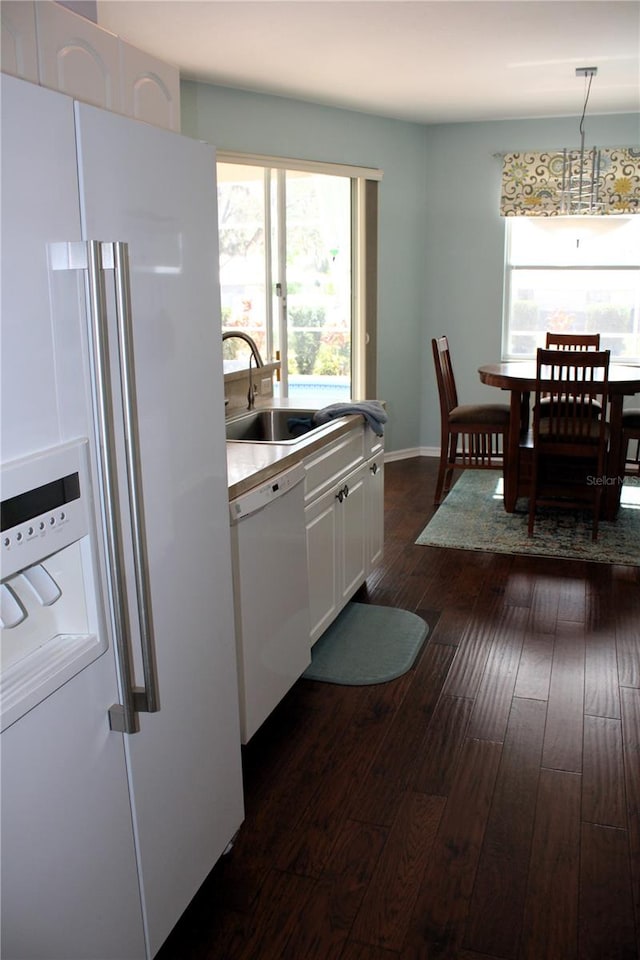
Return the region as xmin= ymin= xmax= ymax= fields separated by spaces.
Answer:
xmin=431 ymin=336 xmax=510 ymax=506
xmin=545 ymin=332 xmax=601 ymax=350
xmin=541 ymin=332 xmax=603 ymax=417
xmin=528 ymin=348 xmax=610 ymax=540
xmin=622 ymin=409 xmax=640 ymax=477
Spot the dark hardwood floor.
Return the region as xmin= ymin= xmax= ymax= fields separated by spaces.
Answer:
xmin=158 ymin=457 xmax=640 ymax=960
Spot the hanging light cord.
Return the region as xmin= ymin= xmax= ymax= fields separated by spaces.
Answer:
xmin=579 ymin=71 xmax=594 ymax=141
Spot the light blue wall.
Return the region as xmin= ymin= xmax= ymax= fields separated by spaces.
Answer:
xmin=421 ymin=113 xmax=639 ymax=452
xmin=181 ymin=81 xmax=638 ymax=454
xmin=420 ymin=114 xmax=640 ymax=446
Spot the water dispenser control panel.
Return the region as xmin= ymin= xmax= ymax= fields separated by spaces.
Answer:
xmin=1 ymin=440 xmax=92 ymax=581
xmin=0 ymin=439 xmax=106 ymax=731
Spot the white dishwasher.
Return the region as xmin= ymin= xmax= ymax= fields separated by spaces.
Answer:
xmin=229 ymin=462 xmax=311 ymax=743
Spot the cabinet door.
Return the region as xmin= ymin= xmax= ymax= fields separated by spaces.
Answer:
xmin=0 ymin=1 xmax=39 ymax=83
xmin=366 ymin=453 xmax=385 ymax=572
xmin=305 ymin=459 xmax=369 ymax=646
xmin=119 ymin=40 xmax=181 ymax=131
xmin=306 ymin=493 xmax=339 ymax=645
xmin=339 ymin=462 xmax=367 ymax=604
xmin=35 ymin=0 xmax=121 ymax=111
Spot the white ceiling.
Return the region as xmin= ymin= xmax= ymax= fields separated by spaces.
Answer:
xmin=96 ymin=1 xmax=640 ymax=124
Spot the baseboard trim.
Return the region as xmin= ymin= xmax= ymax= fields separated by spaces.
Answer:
xmin=384 ymin=446 xmax=439 ymax=463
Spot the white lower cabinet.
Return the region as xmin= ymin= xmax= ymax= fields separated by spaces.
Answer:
xmin=304 ymin=425 xmax=384 ymax=645
xmin=366 ymin=450 xmax=385 ymax=572
xmin=305 ymin=488 xmax=339 ymax=644
xmin=226 ymin=420 xmax=385 ymax=737
xmin=338 ymin=461 xmax=368 ymax=603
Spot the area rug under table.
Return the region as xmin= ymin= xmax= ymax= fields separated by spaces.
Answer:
xmin=416 ymin=471 xmax=640 ymax=566
xmin=303 ymin=602 xmax=429 ymax=685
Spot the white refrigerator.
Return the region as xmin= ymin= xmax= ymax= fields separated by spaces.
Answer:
xmin=0 ymin=73 xmax=244 ymax=959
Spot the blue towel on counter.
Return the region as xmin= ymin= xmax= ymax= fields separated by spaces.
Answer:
xmin=312 ymin=400 xmax=387 ymax=437
xmin=287 ymin=416 xmax=314 ymax=437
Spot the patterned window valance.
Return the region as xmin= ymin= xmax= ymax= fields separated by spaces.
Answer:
xmin=500 ymin=147 xmax=640 ymax=216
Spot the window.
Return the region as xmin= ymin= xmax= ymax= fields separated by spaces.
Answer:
xmin=503 ymin=217 xmax=640 ymax=362
xmin=217 ymin=155 xmax=380 ymax=402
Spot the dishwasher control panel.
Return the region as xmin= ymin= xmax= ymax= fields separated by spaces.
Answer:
xmin=229 ymin=462 xmax=305 ymax=523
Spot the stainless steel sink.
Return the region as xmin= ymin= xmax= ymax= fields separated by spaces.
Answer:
xmin=225 ymin=409 xmax=318 ymax=443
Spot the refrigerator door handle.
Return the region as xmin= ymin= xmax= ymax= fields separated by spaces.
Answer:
xmin=112 ymin=241 xmax=160 ymax=716
xmin=86 ymin=240 xmax=140 ymax=735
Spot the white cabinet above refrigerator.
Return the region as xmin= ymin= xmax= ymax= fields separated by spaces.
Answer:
xmin=0 ymin=0 xmax=181 ymax=130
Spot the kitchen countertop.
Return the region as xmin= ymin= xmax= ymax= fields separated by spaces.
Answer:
xmin=227 ymin=415 xmax=363 ymax=501
xmin=226 ymin=398 xmax=371 ymax=500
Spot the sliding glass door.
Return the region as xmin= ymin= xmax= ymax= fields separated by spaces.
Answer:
xmin=282 ymin=170 xmax=351 ymax=400
xmin=217 ymin=163 xmax=271 ymax=373
xmin=217 ymin=160 xmax=363 ymax=401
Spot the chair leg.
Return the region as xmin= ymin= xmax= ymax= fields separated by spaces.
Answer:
xmin=592 ymin=483 xmax=603 ymax=541
xmin=527 ymin=455 xmax=538 ymax=537
xmin=441 ymin=435 xmax=459 ymax=501
xmin=434 ymin=438 xmax=448 ymax=506
xmin=434 ymin=431 xmax=457 ymax=506
xmin=434 ymin=460 xmax=446 ymax=506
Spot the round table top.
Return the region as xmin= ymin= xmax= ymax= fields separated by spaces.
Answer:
xmin=478 ymin=360 xmax=640 ymax=394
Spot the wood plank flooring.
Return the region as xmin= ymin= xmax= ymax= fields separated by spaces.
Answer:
xmin=157 ymin=457 xmax=640 ymax=960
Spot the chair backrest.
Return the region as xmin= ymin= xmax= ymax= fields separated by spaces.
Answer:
xmin=432 ymin=336 xmax=458 ymax=417
xmin=545 ymin=332 xmax=601 ymax=351
xmin=533 ymin=348 xmax=610 ymax=443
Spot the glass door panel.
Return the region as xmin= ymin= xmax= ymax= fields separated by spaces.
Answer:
xmin=284 ymin=171 xmax=351 ymax=402
xmin=217 ymin=163 xmax=269 ymax=372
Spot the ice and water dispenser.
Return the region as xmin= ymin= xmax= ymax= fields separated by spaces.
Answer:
xmin=0 ymin=439 xmax=107 ymax=730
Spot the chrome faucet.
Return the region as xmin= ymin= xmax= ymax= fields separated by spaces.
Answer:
xmin=222 ymin=331 xmax=263 ymax=410
xmin=247 ymin=353 xmax=256 ymax=409
xmin=222 ymin=330 xmax=264 ymax=368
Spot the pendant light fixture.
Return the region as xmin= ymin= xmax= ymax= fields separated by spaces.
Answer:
xmin=560 ymin=66 xmax=603 ymax=215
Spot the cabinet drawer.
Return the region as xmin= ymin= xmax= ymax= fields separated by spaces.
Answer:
xmin=365 ymin=425 xmax=385 ymax=458
xmin=304 ymin=428 xmax=364 ymax=503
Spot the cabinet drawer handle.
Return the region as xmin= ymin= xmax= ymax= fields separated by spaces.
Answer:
xmin=370 ymin=462 xmax=379 ymax=475
xmin=335 ymin=483 xmax=349 ymax=503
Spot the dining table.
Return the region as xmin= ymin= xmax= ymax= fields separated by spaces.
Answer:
xmin=478 ymin=359 xmax=640 ymax=520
